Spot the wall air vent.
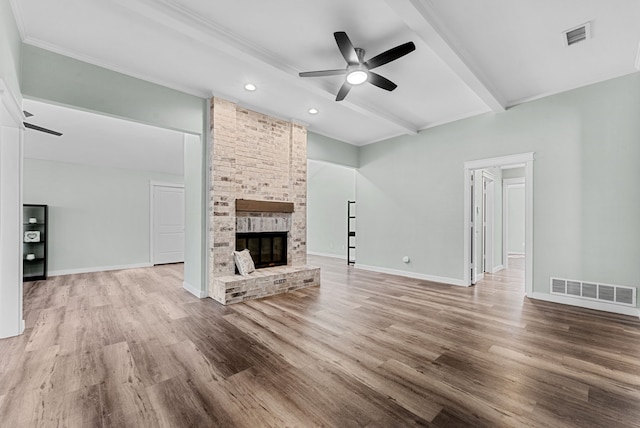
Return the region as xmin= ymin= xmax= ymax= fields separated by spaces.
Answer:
xmin=550 ymin=277 xmax=636 ymax=307
xmin=563 ymin=22 xmax=591 ymax=46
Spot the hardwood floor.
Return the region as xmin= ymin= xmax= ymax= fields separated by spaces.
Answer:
xmin=1 ymin=256 xmax=640 ymax=427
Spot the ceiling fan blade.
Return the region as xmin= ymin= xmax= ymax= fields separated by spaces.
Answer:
xmin=24 ymin=122 xmax=63 ymax=136
xmin=335 ymin=82 xmax=352 ymax=101
xmin=334 ymin=31 xmax=359 ymax=65
xmin=368 ymin=72 xmax=397 ymax=91
xmin=299 ymin=69 xmax=346 ymax=78
xmin=365 ymin=41 xmax=416 ymax=70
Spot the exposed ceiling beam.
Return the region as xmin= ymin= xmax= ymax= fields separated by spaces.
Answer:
xmin=385 ymin=0 xmax=506 ymax=112
xmin=111 ymin=0 xmax=418 ymax=136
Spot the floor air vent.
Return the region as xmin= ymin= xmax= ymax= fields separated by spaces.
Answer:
xmin=550 ymin=277 xmax=636 ymax=306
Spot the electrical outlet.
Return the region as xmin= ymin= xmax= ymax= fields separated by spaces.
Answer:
xmin=402 ymin=256 xmax=410 ymax=263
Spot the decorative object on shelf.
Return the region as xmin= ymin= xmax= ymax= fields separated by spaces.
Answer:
xmin=23 ymin=204 xmax=48 ymax=281
xmin=24 ymin=230 xmax=40 ymax=242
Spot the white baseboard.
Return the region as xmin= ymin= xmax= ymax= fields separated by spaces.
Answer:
xmin=530 ymin=292 xmax=640 ymax=318
xmin=355 ymin=264 xmax=468 ymax=287
xmin=48 ymin=262 xmax=153 ymax=277
xmin=475 ymin=273 xmax=485 ymax=282
xmin=183 ymin=281 xmax=207 ymax=298
xmin=307 ymin=251 xmax=346 ymax=260
xmin=491 ymin=265 xmax=504 ymax=273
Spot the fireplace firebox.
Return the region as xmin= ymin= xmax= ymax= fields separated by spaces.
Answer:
xmin=236 ymin=232 xmax=287 ymax=269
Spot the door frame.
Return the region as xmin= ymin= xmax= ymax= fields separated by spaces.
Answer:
xmin=502 ymin=178 xmax=525 ymax=269
xmin=463 ymin=153 xmax=534 ymax=296
xmin=149 ymin=181 xmax=185 ymax=265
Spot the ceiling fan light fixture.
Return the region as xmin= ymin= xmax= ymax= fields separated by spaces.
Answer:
xmin=346 ymin=69 xmax=368 ymax=85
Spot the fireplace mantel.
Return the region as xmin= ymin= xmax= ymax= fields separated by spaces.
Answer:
xmin=236 ymin=199 xmax=294 ymax=213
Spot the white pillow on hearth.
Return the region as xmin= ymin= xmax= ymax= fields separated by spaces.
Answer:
xmin=233 ymin=249 xmax=255 ymax=276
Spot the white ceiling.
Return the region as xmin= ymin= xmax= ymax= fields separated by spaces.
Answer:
xmin=11 ymin=0 xmax=640 ymax=146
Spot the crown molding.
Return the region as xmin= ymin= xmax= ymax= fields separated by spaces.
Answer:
xmin=8 ymin=0 xmax=26 ymax=40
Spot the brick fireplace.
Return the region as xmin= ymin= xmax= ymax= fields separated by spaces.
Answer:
xmin=208 ymin=97 xmax=320 ymax=304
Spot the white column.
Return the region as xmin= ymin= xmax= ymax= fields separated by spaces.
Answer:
xmin=0 ymin=78 xmax=24 ymax=339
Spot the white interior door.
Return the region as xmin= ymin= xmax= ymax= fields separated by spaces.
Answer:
xmin=152 ymin=183 xmax=185 ymax=265
xmin=483 ymin=174 xmax=494 ymax=273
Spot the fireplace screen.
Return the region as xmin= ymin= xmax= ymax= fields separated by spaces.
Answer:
xmin=236 ymin=232 xmax=287 ymax=269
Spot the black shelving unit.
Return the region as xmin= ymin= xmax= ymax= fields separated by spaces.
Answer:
xmin=23 ymin=204 xmax=48 ymax=282
xmin=347 ymin=200 xmax=356 ymax=265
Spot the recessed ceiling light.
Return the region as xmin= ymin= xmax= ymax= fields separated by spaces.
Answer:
xmin=308 ymin=108 xmax=319 ymax=115
xmin=244 ymin=83 xmax=256 ymax=91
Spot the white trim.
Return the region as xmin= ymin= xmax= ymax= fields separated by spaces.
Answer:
xmin=307 ymin=251 xmax=346 ymax=260
xmin=464 ymin=153 xmax=534 ymax=297
xmin=0 ymin=87 xmax=25 ymax=339
xmin=183 ymin=281 xmax=207 ymax=298
xmin=502 ymin=178 xmax=525 ymax=268
xmin=48 ymin=262 xmax=153 ymax=276
xmin=0 ymin=78 xmax=24 ymax=128
xmin=150 ymin=180 xmax=185 ymax=188
xmin=149 ymin=181 xmax=185 ymax=265
xmin=8 ymin=0 xmax=27 ymax=40
xmin=355 ymin=264 xmax=468 ymax=287
xmin=491 ymin=265 xmax=504 ymax=273
xmin=530 ymin=292 xmax=640 ymax=318
xmin=464 ymin=152 xmax=534 ymax=171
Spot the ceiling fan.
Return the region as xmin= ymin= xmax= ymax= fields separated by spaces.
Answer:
xmin=299 ymin=31 xmax=416 ymax=101
xmin=23 ymin=110 xmax=63 ymax=136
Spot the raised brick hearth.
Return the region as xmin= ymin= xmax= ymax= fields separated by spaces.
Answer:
xmin=208 ymin=97 xmax=320 ymax=304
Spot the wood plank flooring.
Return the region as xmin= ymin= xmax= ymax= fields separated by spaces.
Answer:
xmin=1 ymin=255 xmax=640 ymax=427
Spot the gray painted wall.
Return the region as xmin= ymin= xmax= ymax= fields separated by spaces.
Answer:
xmin=21 ymin=45 xmax=203 ymax=134
xmin=307 ymin=161 xmax=356 ymax=258
xmin=21 ymin=45 xmax=208 ymax=294
xmin=0 ymin=0 xmax=21 ymax=98
xmin=357 ymin=73 xmax=640 ymax=301
xmin=24 ymin=158 xmax=183 ymax=273
xmin=308 ymin=132 xmax=359 ymax=168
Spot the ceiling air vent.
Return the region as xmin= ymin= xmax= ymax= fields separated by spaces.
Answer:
xmin=563 ymin=22 xmax=591 ymax=46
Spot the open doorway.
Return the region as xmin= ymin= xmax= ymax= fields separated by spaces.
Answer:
xmin=463 ymin=153 xmax=534 ymax=296
xmin=22 ymin=99 xmax=186 ymax=276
